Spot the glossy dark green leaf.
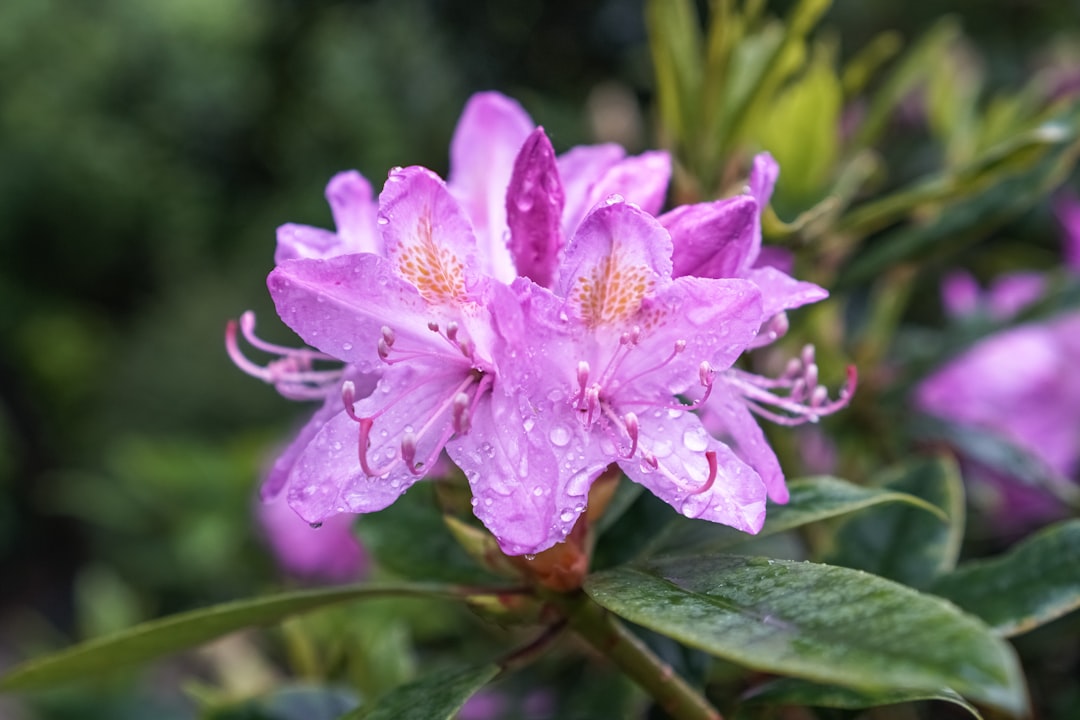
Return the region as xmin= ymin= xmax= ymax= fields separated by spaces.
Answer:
xmin=355 ymin=482 xmax=497 ymax=584
xmin=643 ymin=476 xmax=945 ymax=558
xmin=585 ymin=554 xmax=1026 ymax=716
xmin=344 ymin=665 xmax=499 ymax=720
xmin=827 ymin=457 xmax=963 ymax=588
xmin=931 ymin=520 xmax=1080 ymax=637
xmin=0 ymin=583 xmax=470 ymax=692
xmin=741 ymin=677 xmax=982 ymax=718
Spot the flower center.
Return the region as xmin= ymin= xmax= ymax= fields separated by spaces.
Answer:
xmin=344 ymin=320 xmax=491 ymax=477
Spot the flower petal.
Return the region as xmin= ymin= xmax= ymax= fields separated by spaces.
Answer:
xmin=557 ymin=143 xmax=625 ymax=238
xmin=380 ymin=166 xmax=482 ymax=306
xmin=621 ymin=409 xmax=767 ymax=533
xmin=269 ymin=253 xmax=450 ymax=371
xmin=702 ymin=389 xmax=788 ymax=503
xmin=274 ymin=171 xmax=380 ymax=263
xmin=661 ymin=195 xmax=759 ymax=279
xmin=262 ymin=368 xmax=379 ymax=500
xmin=286 ymin=362 xmax=465 ymax=523
xmin=326 ymin=170 xmax=380 ymax=255
xmin=506 ymin=128 xmax=566 ymax=288
xmin=447 ymin=389 xmax=572 ymax=556
xmin=448 ymin=92 xmax=535 ymax=283
xmin=748 ymin=152 xmax=779 ymax=209
xmin=556 ymin=200 xmax=673 ymax=327
xmin=745 ymin=266 xmax=828 ymax=318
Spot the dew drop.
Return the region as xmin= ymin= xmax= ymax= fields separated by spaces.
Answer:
xmin=559 ymin=509 xmax=575 ymax=523
xmin=308 ymin=522 xmax=323 ymax=529
xmin=342 ymin=342 xmax=353 ymax=351
xmin=532 ymin=485 xmax=544 ymax=497
xmin=524 ymin=553 xmax=536 ymax=561
xmin=682 ymin=427 xmax=708 ymax=452
xmin=523 ymin=418 xmax=535 ymax=432
xmin=549 ymin=425 xmax=571 ymax=447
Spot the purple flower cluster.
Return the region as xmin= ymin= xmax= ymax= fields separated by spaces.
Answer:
xmin=230 ymin=93 xmax=853 ymax=556
xmin=915 ymin=194 xmax=1080 ymax=528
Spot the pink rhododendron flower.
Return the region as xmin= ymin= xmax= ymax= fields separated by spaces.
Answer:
xmin=230 ymin=90 xmax=854 ymax=556
xmin=500 ymin=198 xmax=770 ymax=541
xmin=915 ymin=202 xmax=1080 ymax=528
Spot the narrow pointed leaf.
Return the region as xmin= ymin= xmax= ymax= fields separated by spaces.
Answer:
xmin=930 ymin=520 xmax=1080 ymax=637
xmin=0 ymin=583 xmax=473 ymax=692
xmin=642 ymin=476 xmax=945 ymax=558
xmin=826 ymin=457 xmax=964 ymax=589
xmin=741 ymin=677 xmax=982 ymax=718
xmin=585 ymin=555 xmax=1026 ymax=716
xmin=344 ymin=665 xmax=499 ymax=720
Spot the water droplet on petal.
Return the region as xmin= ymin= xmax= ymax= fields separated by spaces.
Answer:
xmin=549 ymin=425 xmax=571 ymax=447
xmin=682 ymin=427 xmax=708 ymax=452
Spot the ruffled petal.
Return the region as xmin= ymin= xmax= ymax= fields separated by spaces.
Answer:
xmin=326 ymin=170 xmax=380 ymax=255
xmin=555 ymin=200 xmax=673 ymax=326
xmin=262 ymin=368 xmax=379 ymax=500
xmin=620 ymin=409 xmax=767 ymax=533
xmin=275 ymin=224 xmax=346 ymax=264
xmin=268 ymin=253 xmax=452 ymax=371
xmin=661 ymin=195 xmax=759 ymax=279
xmin=448 ymin=92 xmax=535 ymax=283
xmin=380 ymin=166 xmax=482 ymax=307
xmin=702 ymin=389 xmax=788 ymax=503
xmin=506 ymin=128 xmax=565 ymax=288
xmin=286 ymin=362 xmax=467 ymax=523
xmin=745 ymin=266 xmax=828 ymax=318
xmin=557 ymin=143 xmax=625 ymax=238
xmin=447 ymin=389 xmax=571 ymax=556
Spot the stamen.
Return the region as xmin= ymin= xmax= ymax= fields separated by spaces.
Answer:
xmin=428 ymin=321 xmax=440 ymax=332
xmin=689 ymin=451 xmax=718 ymax=496
xmin=726 ymin=355 xmax=857 ymax=426
xmin=342 ymin=381 xmax=362 ymax=422
xmin=378 ymin=337 xmax=392 ymax=360
xmin=226 ymin=315 xmax=343 ymax=400
xmin=381 ymin=326 xmax=396 ymax=347
xmin=445 ymin=321 xmax=459 ymax=343
xmin=575 ymin=361 xmax=591 ymax=404
xmin=584 ymin=385 xmax=601 ymax=427
xmin=357 ymin=417 xmax=397 ymax=476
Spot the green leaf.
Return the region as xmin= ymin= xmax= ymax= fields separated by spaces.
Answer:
xmin=356 ymin=482 xmax=498 ymax=584
xmin=643 ymin=476 xmax=946 ymax=558
xmin=585 ymin=555 xmax=1027 ymax=716
xmin=0 ymin=582 xmax=471 ymax=692
xmin=930 ymin=520 xmax=1080 ymax=637
xmin=344 ymin=665 xmax=499 ymax=720
xmin=742 ymin=677 xmax=982 ymax=718
xmin=826 ymin=457 xmax=964 ymax=588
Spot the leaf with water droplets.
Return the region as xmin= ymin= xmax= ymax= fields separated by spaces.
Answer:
xmin=585 ymin=554 xmax=1027 ymax=716
xmin=929 ymin=519 xmax=1080 ymax=637
xmin=641 ymin=475 xmax=946 ymax=558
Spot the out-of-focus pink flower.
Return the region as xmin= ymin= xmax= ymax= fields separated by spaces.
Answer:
xmin=915 ymin=201 xmax=1080 ymax=528
xmin=257 ymin=496 xmax=366 ymax=583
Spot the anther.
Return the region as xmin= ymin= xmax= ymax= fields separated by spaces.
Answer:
xmin=377 ymin=337 xmax=391 ymax=360
xmin=642 ymin=452 xmax=659 ymax=470
xmin=575 ymin=361 xmax=591 ymax=403
xmin=428 ymin=321 xmax=440 ymax=332
xmin=445 ymin=321 xmax=459 ymax=343
xmin=674 ymin=339 xmax=687 ymax=354
xmin=585 ymin=385 xmax=601 ymax=426
xmin=401 ymin=432 xmax=420 ymax=474
xmin=381 ymin=326 xmax=395 ymax=347
xmin=342 ymin=381 xmax=362 ymax=422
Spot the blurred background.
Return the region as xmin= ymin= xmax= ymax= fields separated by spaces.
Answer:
xmin=1 ymin=0 xmax=1078 ymax=717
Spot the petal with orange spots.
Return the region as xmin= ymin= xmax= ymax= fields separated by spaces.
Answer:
xmin=556 ymin=200 xmax=673 ymax=327
xmin=380 ymin=166 xmax=479 ymax=306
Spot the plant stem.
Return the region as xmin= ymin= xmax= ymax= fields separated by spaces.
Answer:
xmin=546 ymin=590 xmax=723 ymax=720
